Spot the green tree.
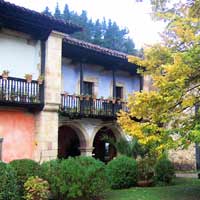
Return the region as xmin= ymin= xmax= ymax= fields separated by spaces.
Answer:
xmin=54 ymin=2 xmax=62 ymax=19
xmin=50 ymin=3 xmax=137 ymax=54
xmin=93 ymin=19 xmax=103 ymax=45
xmin=62 ymin=4 xmax=70 ymax=21
xmin=42 ymin=6 xmax=52 ymax=17
xmin=118 ymin=1 xmax=200 ymax=155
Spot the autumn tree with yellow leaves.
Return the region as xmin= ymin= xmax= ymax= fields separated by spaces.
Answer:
xmin=118 ymin=1 xmax=200 ymax=155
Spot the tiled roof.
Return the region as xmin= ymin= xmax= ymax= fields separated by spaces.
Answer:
xmin=0 ymin=0 xmax=82 ymax=35
xmin=63 ymin=35 xmax=128 ymax=60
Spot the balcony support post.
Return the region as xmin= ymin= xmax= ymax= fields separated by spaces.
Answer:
xmin=112 ymin=68 xmax=116 ymax=99
xmin=112 ymin=68 xmax=116 ymax=117
xmin=80 ymin=61 xmax=84 ymax=95
xmin=80 ymin=60 xmax=85 ymax=115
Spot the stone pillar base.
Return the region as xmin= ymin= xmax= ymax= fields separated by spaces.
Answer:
xmin=79 ymin=147 xmax=94 ymax=156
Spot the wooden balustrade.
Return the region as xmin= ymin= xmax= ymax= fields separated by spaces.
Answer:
xmin=0 ymin=75 xmax=43 ymax=110
xmin=60 ymin=94 xmax=128 ymax=119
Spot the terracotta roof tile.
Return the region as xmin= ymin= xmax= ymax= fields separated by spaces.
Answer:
xmin=63 ymin=35 xmax=128 ymax=60
xmin=0 ymin=0 xmax=82 ymax=34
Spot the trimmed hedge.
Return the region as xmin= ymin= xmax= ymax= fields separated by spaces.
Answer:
xmin=10 ymin=159 xmax=41 ymax=195
xmin=155 ymin=157 xmax=175 ymax=184
xmin=41 ymin=156 xmax=108 ymax=200
xmin=0 ymin=162 xmax=20 ymax=200
xmin=106 ymin=156 xmax=138 ymax=189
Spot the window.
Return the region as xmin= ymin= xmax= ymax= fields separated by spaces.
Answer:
xmin=116 ymin=86 xmax=123 ymax=99
xmin=83 ymin=81 xmax=93 ymax=95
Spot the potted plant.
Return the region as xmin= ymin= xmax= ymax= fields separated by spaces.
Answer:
xmin=79 ymin=94 xmax=84 ymax=100
xmin=85 ymin=94 xmax=90 ymax=101
xmin=25 ymin=74 xmax=32 ymax=83
xmin=107 ymin=96 xmax=112 ymax=103
xmin=118 ymin=98 xmax=123 ymax=104
xmin=0 ymin=88 xmax=6 ymax=100
xmin=20 ymin=93 xmax=28 ymax=102
xmin=10 ymin=90 xmax=18 ymax=102
xmin=112 ymin=98 xmax=116 ymax=104
xmin=137 ymin=157 xmax=155 ymax=187
xmin=37 ymin=74 xmax=44 ymax=85
xmin=29 ymin=95 xmax=38 ymax=103
xmin=72 ymin=93 xmax=76 ymax=99
xmin=63 ymin=92 xmax=68 ymax=97
xmin=2 ymin=70 xmax=9 ymax=80
xmin=92 ymin=94 xmax=97 ymax=102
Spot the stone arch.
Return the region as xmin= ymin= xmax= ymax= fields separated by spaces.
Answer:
xmin=91 ymin=124 xmax=124 ymax=163
xmin=59 ymin=122 xmax=88 ymax=148
xmin=58 ymin=123 xmax=88 ymax=159
xmin=90 ymin=123 xmax=124 ymax=147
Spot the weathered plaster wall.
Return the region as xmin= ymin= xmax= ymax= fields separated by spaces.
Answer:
xmin=0 ymin=29 xmax=41 ymax=79
xmin=0 ymin=109 xmax=35 ymax=163
xmin=62 ymin=57 xmax=140 ymax=99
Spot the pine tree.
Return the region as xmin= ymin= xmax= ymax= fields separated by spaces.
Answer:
xmin=54 ymin=2 xmax=62 ymax=19
xmin=63 ymin=4 xmax=70 ymax=21
xmin=50 ymin=3 xmax=137 ymax=54
xmin=42 ymin=6 xmax=52 ymax=17
xmin=93 ymin=19 xmax=102 ymax=45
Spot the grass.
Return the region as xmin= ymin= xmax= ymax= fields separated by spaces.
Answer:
xmin=106 ymin=178 xmax=200 ymax=200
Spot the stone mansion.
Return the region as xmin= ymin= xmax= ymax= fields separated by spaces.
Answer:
xmin=0 ymin=0 xmax=198 ymax=169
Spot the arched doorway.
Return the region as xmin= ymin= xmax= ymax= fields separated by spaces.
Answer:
xmin=93 ymin=127 xmax=117 ymax=163
xmin=58 ymin=126 xmax=81 ymax=159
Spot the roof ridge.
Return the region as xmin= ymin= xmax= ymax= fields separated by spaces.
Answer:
xmin=64 ymin=35 xmax=128 ymax=59
xmin=1 ymin=0 xmax=82 ymax=30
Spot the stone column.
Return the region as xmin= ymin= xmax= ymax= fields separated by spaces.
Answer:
xmin=34 ymin=31 xmax=64 ymax=162
xmin=79 ymin=147 xmax=94 ymax=156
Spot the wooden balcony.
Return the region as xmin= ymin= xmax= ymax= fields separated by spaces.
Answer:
xmin=0 ymin=76 xmax=44 ymax=111
xmin=60 ymin=94 xmax=128 ymax=120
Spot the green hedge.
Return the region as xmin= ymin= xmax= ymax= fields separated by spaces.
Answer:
xmin=0 ymin=162 xmax=20 ymax=200
xmin=106 ymin=156 xmax=138 ymax=189
xmin=41 ymin=156 xmax=108 ymax=200
xmin=10 ymin=159 xmax=41 ymax=195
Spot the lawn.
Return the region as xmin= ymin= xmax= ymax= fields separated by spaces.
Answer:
xmin=106 ymin=178 xmax=200 ymax=200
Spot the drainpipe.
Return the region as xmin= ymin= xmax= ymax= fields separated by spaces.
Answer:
xmin=0 ymin=137 xmax=3 ymax=161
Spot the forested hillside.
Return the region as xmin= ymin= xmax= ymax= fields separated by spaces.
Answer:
xmin=43 ymin=3 xmax=139 ymax=55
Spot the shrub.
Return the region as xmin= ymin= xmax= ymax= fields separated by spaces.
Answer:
xmin=24 ymin=176 xmax=50 ymax=200
xmin=155 ymin=156 xmax=175 ymax=184
xmin=41 ymin=156 xmax=108 ymax=200
xmin=137 ymin=157 xmax=155 ymax=181
xmin=10 ymin=159 xmax=41 ymax=195
xmin=0 ymin=162 xmax=20 ymax=200
xmin=106 ymin=156 xmax=138 ymax=189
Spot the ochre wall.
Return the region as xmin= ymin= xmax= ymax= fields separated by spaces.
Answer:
xmin=0 ymin=110 xmax=35 ymax=163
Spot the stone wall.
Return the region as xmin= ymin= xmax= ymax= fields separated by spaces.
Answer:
xmin=169 ymin=145 xmax=196 ymax=170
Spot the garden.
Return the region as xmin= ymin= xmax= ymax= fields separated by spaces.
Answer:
xmin=0 ymin=152 xmax=184 ymax=200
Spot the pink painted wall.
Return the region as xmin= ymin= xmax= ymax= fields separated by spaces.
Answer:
xmin=0 ymin=110 xmax=35 ymax=163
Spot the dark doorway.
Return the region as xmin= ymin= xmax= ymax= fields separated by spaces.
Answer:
xmin=93 ymin=127 xmax=117 ymax=163
xmin=58 ymin=126 xmax=80 ymax=159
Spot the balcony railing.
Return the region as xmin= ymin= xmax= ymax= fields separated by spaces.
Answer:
xmin=60 ymin=94 xmax=128 ymax=119
xmin=0 ymin=76 xmax=44 ymax=110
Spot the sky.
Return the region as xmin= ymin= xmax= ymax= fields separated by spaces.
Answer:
xmin=6 ymin=0 xmax=165 ymax=49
